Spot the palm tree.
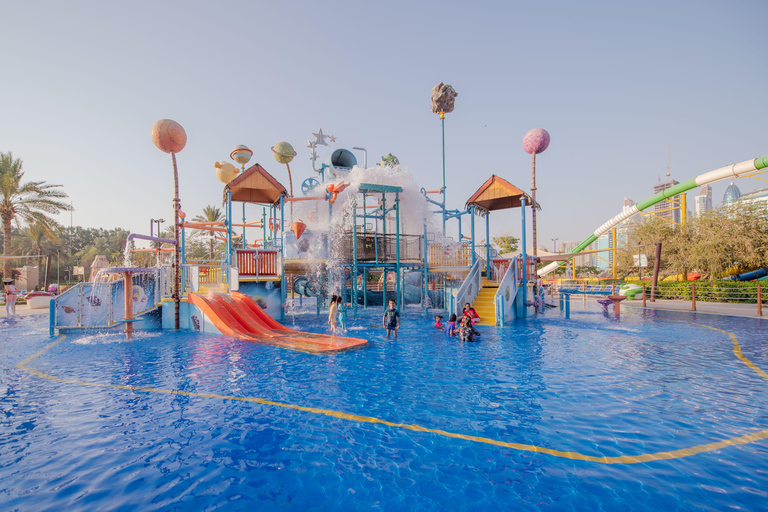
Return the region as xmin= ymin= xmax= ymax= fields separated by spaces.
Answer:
xmin=1 ymin=152 xmax=71 ymax=278
xmin=14 ymin=222 xmax=61 ymax=283
xmin=192 ymin=205 xmax=224 ymax=260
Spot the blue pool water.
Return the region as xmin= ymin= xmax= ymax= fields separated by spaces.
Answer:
xmin=1 ymin=305 xmax=767 ymax=511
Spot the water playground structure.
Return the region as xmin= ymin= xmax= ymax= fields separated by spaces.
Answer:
xmin=51 ymin=116 xmax=559 ymax=344
xmin=48 ymin=112 xmax=768 ymax=347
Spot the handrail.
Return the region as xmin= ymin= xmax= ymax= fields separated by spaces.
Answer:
xmin=127 ymin=233 xmax=177 ymax=245
xmin=493 ymin=255 xmax=518 ymax=325
xmin=454 ymin=259 xmax=481 ymax=314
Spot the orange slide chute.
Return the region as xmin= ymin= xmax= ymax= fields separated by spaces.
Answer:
xmin=188 ymin=292 xmax=368 ymax=353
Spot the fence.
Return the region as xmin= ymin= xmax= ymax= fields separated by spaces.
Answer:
xmin=654 ymin=281 xmax=765 ymax=314
xmin=234 ymin=249 xmax=279 ymax=277
xmin=427 ymin=242 xmax=472 ymax=267
xmin=337 ymin=233 xmax=423 ymax=263
xmin=54 ymin=270 xmax=160 ymax=330
xmin=182 ymin=263 xmax=226 ymax=294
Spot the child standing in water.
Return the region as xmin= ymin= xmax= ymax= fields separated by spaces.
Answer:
xmin=382 ymin=299 xmax=400 ymax=338
xmin=444 ymin=314 xmax=457 ymax=336
xmin=4 ymin=279 xmax=19 ymax=317
xmin=434 ymin=315 xmax=443 ymax=329
xmin=336 ymin=295 xmax=348 ymax=331
xmin=328 ymin=294 xmax=338 ymax=332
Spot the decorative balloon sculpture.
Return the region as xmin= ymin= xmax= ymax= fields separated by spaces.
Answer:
xmin=522 ymin=128 xmax=550 ymax=261
xmin=272 ymin=141 xmax=297 ymax=217
xmin=230 ymin=144 xmax=253 ymax=171
xmin=151 ymin=119 xmax=187 ymax=330
xmin=430 ymin=82 xmax=458 ymax=236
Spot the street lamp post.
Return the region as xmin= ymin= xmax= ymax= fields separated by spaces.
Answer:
xmin=151 ymin=218 xmax=165 ymax=238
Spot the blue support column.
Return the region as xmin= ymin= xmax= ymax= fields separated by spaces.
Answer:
xmin=242 ymin=203 xmax=246 ymax=248
xmin=226 ymin=190 xmax=233 ymax=267
xmin=352 ymin=198 xmax=358 ymax=318
xmin=441 ymin=115 xmax=446 ymax=238
xmin=262 ymin=207 xmax=266 ymax=248
xmin=382 ymin=266 xmax=387 ymax=312
xmin=485 ymin=211 xmax=491 ymax=278
xmin=328 ymin=200 xmax=333 ymax=294
xmin=520 ymin=197 xmax=528 ymax=320
xmin=280 ymin=195 xmax=286 ymax=322
xmin=470 ymin=206 xmax=476 ymax=267
xmin=423 ymin=220 xmax=428 ymax=316
xmin=180 ymin=222 xmax=186 ymax=295
xmin=395 ymin=192 xmax=401 ymax=309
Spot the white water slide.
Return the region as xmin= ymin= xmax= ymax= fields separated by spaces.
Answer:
xmin=538 ymin=155 xmax=768 ymax=277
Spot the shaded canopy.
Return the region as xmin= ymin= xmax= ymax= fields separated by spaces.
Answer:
xmin=465 ymin=175 xmax=533 ymax=212
xmin=225 ymin=163 xmax=287 ymax=205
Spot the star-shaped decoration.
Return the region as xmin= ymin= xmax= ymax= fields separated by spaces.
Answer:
xmin=307 ymin=140 xmax=316 ymax=149
xmin=311 ymin=129 xmax=329 ymax=146
xmin=328 ymin=134 xmax=337 ymax=143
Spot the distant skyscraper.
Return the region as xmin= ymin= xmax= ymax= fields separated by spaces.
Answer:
xmin=694 ymin=185 xmax=712 ymax=217
xmin=653 ymin=176 xmax=681 ymax=224
xmin=722 ymin=180 xmax=741 ymax=205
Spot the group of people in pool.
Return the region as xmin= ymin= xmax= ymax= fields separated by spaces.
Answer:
xmin=327 ymin=294 xmax=349 ymax=333
xmin=435 ymin=303 xmax=481 ymax=342
xmin=327 ymin=297 xmax=479 ymax=342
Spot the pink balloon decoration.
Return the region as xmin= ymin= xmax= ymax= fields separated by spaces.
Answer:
xmin=523 ymin=128 xmax=550 ymax=154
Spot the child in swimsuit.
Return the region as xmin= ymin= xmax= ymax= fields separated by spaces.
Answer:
xmin=444 ymin=314 xmax=457 ymax=336
xmin=4 ymin=279 xmax=19 ymax=317
xmin=336 ymin=296 xmax=348 ymax=331
xmin=434 ymin=315 xmax=443 ymax=329
xmin=383 ymin=299 xmax=400 ymax=338
xmin=328 ymin=294 xmax=338 ymax=332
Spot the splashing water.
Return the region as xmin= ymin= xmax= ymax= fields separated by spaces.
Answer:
xmin=123 ymin=238 xmax=132 ymax=267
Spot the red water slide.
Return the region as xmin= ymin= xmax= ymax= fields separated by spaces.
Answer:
xmin=188 ymin=292 xmax=368 ymax=353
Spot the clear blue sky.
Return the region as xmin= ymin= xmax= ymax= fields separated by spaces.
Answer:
xmin=2 ymin=0 xmax=766 ymax=250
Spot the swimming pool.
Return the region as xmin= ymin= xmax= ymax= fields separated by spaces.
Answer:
xmin=1 ymin=305 xmax=767 ymax=511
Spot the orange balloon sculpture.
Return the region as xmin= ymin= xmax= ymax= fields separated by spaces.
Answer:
xmin=151 ymin=119 xmax=187 ymax=153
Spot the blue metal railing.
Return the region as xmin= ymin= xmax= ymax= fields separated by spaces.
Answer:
xmin=494 ymin=255 xmax=519 ymax=326
xmin=53 ymin=270 xmax=160 ymax=332
xmin=453 ymin=259 xmax=481 ymax=315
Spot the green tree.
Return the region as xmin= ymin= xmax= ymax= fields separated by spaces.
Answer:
xmin=1 ymin=151 xmax=71 ymax=278
xmin=492 ymin=234 xmax=519 ymax=255
xmin=192 ymin=205 xmax=224 ymax=260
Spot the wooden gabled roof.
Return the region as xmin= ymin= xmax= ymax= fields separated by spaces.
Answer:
xmin=225 ymin=163 xmax=287 ymax=205
xmin=465 ymin=175 xmax=533 ymax=212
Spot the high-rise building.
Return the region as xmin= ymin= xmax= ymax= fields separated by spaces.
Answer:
xmin=722 ymin=180 xmax=741 ymax=206
xmin=653 ymin=175 xmax=681 ymax=224
xmin=694 ymin=185 xmax=712 ymax=217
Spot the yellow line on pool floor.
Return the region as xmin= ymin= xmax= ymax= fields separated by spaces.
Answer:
xmin=15 ymin=324 xmax=768 ymax=465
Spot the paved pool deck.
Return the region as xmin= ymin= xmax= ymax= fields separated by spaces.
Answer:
xmin=0 ymin=305 xmax=48 ymax=318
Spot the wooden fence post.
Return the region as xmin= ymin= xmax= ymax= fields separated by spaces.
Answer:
xmin=758 ymin=283 xmax=762 ymax=317
xmin=692 ymin=282 xmax=696 ymax=312
xmin=642 ymin=284 xmax=646 ymax=307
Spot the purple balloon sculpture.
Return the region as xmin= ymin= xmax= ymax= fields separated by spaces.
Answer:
xmin=523 ymin=128 xmax=550 ymax=154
